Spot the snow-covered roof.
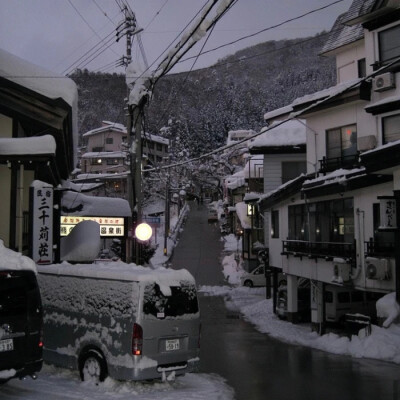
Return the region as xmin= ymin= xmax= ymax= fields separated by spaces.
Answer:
xmin=303 ymin=167 xmax=365 ymax=187
xmin=0 ymin=135 xmax=56 ymax=155
xmin=226 ymin=129 xmax=257 ymax=146
xmin=225 ymin=169 xmax=245 ymax=190
xmin=74 ymin=172 xmax=129 ymax=181
xmin=235 ymin=202 xmax=251 ymax=229
xmin=263 ymin=105 xmax=293 ymax=122
xmin=248 ymin=119 xmax=306 ymax=150
xmin=37 ymin=261 xmax=195 ymax=287
xmin=62 ymin=190 xmax=131 ymax=217
xmin=365 ymin=95 xmax=400 ymax=112
xmin=81 ymin=151 xmax=127 ymax=159
xmin=0 ymin=240 xmax=37 ymax=273
xmin=0 ymin=48 xmax=77 ymax=108
xmin=82 ymin=122 xmax=169 ymax=145
xmin=82 ymin=123 xmax=126 ymax=137
xmin=292 ymin=78 xmax=363 ymax=108
xmin=0 ymin=48 xmax=79 ymax=166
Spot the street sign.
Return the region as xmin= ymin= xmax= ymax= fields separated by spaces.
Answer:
xmin=143 ymin=216 xmax=161 ymax=226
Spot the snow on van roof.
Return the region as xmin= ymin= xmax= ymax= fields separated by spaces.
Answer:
xmin=37 ymin=261 xmax=196 ymax=287
xmin=0 ymin=240 xmax=37 ymax=273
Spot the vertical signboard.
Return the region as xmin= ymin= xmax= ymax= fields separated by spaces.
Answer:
xmin=378 ymin=196 xmax=397 ymax=230
xmin=31 ymin=181 xmax=53 ymax=264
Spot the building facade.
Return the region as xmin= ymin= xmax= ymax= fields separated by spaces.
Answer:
xmin=258 ymin=0 xmax=400 ymax=330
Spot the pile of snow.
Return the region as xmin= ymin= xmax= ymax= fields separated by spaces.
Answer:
xmin=202 ymin=243 xmax=400 ymax=366
xmin=60 ymin=220 xmax=101 ymax=262
xmin=5 ymin=364 xmax=234 ymax=400
xmin=377 ymin=292 xmax=400 ymax=328
xmin=0 ymin=239 xmax=37 ymax=273
xmin=200 ymin=285 xmax=400 ymax=365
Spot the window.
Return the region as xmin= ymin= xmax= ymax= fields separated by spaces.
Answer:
xmin=271 ymin=210 xmax=279 ymax=238
xmin=143 ymin=283 xmax=199 ymax=318
xmin=92 ymin=146 xmax=103 ymax=152
xmin=382 ymin=114 xmax=400 ymax=144
xmin=288 ymin=198 xmax=354 ymax=243
xmin=357 ymin=58 xmax=366 ymax=78
xmin=326 ymin=124 xmax=357 ymax=160
xmin=373 ymin=203 xmax=395 ymax=245
xmin=156 ymin=143 xmax=163 ymax=151
xmin=288 ymin=204 xmax=307 ymax=240
xmin=106 ymin=158 xmax=119 ymax=165
xmin=379 ymin=24 xmax=400 ymax=63
xmin=105 ymin=138 xmax=113 ymax=144
xmin=337 ymin=292 xmax=350 ymax=303
xmin=281 ymin=161 xmax=306 ymax=183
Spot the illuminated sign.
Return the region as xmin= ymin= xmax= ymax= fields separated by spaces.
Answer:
xmin=60 ymin=216 xmax=125 ymax=237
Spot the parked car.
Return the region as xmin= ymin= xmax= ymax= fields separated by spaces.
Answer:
xmin=37 ymin=263 xmax=201 ymax=383
xmin=207 ymin=208 xmax=218 ymax=222
xmin=0 ymin=268 xmax=43 ymax=383
xmin=324 ymin=285 xmax=380 ymax=324
xmin=240 ymin=265 xmax=266 ymax=287
xmin=276 ymin=285 xmax=311 ymax=322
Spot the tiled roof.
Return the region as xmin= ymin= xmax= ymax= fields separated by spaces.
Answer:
xmin=342 ymin=0 xmax=376 ymax=24
xmin=320 ymin=11 xmax=364 ymax=55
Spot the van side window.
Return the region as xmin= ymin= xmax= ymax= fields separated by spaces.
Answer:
xmin=337 ymin=292 xmax=350 ymax=303
xmin=324 ymin=291 xmax=333 ymax=303
xmin=351 ymin=291 xmax=363 ymax=302
xmin=143 ymin=283 xmax=199 ymax=318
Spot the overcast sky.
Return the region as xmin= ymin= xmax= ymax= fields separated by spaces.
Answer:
xmin=0 ymin=0 xmax=353 ymax=76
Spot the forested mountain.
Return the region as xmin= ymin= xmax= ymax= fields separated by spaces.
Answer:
xmin=71 ymin=32 xmax=336 ymax=154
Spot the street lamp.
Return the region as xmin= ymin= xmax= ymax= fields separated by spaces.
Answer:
xmin=135 ymin=222 xmax=152 ymax=242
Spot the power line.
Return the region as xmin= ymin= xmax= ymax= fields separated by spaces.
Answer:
xmin=144 ymin=55 xmax=400 ymax=173
xmin=178 ymin=0 xmax=346 ymax=65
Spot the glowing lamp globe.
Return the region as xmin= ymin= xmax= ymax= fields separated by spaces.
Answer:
xmin=135 ymin=223 xmax=152 ymax=241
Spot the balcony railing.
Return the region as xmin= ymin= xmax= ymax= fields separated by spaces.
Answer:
xmin=319 ymin=153 xmax=360 ymax=174
xmin=282 ymin=239 xmax=355 ymax=262
xmin=364 ymin=240 xmax=395 ymax=258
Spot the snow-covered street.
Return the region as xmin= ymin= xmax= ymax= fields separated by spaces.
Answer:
xmin=2 ymin=365 xmax=234 ymax=400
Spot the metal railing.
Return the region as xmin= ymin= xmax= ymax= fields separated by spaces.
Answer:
xmin=319 ymin=153 xmax=360 ymax=174
xmin=282 ymin=239 xmax=355 ymax=261
xmin=364 ymin=240 xmax=395 ymax=258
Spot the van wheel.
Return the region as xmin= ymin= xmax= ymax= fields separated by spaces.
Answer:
xmin=79 ymin=349 xmax=108 ymax=383
xmin=244 ymin=280 xmax=253 ymax=287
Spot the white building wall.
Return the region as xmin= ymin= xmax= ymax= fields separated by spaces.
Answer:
xmin=305 ymin=102 xmax=377 ymax=174
xmin=335 ymin=41 xmax=365 ymax=83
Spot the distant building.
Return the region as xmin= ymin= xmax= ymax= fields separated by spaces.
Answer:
xmin=77 ymin=121 xmax=169 ymax=198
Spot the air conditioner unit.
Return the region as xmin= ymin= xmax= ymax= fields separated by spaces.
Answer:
xmin=372 ymin=72 xmax=395 ymax=92
xmin=331 ymin=263 xmax=350 ymax=283
xmin=357 ymin=135 xmax=377 ymax=152
xmin=365 ymin=257 xmax=391 ymax=280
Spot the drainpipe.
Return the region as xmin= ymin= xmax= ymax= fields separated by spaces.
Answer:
xmin=352 ymin=208 xmax=364 ymax=281
xmin=17 ymin=164 xmax=24 ymax=252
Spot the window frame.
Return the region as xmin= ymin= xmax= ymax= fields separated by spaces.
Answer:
xmin=271 ymin=209 xmax=279 ymax=239
xmin=378 ymin=23 xmax=400 ymax=64
xmin=382 ymin=113 xmax=400 ymax=144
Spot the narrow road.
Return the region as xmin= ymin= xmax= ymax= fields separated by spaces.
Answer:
xmin=171 ymin=202 xmax=400 ymax=400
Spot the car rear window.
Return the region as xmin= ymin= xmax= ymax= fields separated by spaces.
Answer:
xmin=0 ymin=271 xmax=37 ymax=317
xmin=143 ymin=282 xmax=199 ymax=319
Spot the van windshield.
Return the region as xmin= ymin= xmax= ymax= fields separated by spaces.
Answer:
xmin=143 ymin=282 xmax=199 ymax=319
xmin=0 ymin=271 xmax=36 ymax=318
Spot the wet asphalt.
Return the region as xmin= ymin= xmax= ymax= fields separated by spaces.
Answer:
xmin=171 ymin=202 xmax=400 ymax=400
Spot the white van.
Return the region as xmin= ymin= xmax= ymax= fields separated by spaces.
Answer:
xmin=324 ymin=285 xmax=378 ymax=323
xmin=37 ymin=263 xmax=200 ymax=382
